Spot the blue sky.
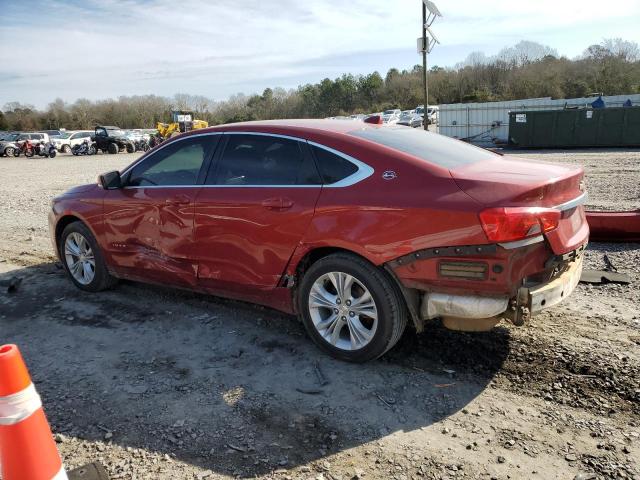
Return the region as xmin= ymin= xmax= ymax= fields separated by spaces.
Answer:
xmin=1 ymin=0 xmax=639 ymax=108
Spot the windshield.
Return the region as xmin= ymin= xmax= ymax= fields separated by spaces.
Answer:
xmin=383 ymin=110 xmax=398 ymax=115
xmin=107 ymin=129 xmax=125 ymax=137
xmin=349 ymin=126 xmax=497 ymax=169
xmin=415 ymin=107 xmax=424 ymax=114
xmin=56 ymin=133 xmax=72 ymax=139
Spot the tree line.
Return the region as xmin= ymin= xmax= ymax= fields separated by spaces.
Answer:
xmin=1 ymin=38 xmax=638 ymax=132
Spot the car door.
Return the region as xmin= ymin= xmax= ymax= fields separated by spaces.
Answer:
xmin=193 ymin=133 xmax=322 ymax=294
xmin=103 ymin=134 xmax=219 ymax=286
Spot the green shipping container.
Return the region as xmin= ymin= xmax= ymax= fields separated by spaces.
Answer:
xmin=508 ymin=107 xmax=640 ymax=148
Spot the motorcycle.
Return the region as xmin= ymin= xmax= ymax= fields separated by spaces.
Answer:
xmin=134 ymin=138 xmax=150 ymax=152
xmin=13 ymin=140 xmax=35 ymax=158
xmin=35 ymin=141 xmax=57 ymax=158
xmin=71 ymin=139 xmax=96 ymax=156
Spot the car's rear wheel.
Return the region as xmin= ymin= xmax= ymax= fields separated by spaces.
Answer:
xmin=62 ymin=145 xmax=71 ymax=153
xmin=60 ymin=222 xmax=117 ymax=292
xmin=298 ymin=253 xmax=407 ymax=362
xmin=107 ymin=143 xmax=118 ymax=154
xmin=4 ymin=147 xmax=14 ymax=157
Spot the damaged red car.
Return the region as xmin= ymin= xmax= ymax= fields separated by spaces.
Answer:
xmin=49 ymin=120 xmax=588 ymax=362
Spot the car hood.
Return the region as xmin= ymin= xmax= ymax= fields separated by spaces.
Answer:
xmin=60 ymin=183 xmax=100 ymax=196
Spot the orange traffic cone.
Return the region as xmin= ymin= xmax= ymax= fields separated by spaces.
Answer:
xmin=0 ymin=344 xmax=68 ymax=480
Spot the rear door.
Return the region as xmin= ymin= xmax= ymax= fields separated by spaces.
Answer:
xmin=193 ymin=133 xmax=322 ymax=292
xmin=103 ymin=134 xmax=219 ymax=286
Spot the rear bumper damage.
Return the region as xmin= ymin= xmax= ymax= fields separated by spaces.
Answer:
xmin=417 ymin=254 xmax=583 ymax=328
xmin=387 ymin=240 xmax=586 ymax=332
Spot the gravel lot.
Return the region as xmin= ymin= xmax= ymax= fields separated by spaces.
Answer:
xmin=0 ymin=149 xmax=639 ymax=480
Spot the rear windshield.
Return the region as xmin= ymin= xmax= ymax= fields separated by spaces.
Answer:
xmin=349 ymin=126 xmax=497 ymax=169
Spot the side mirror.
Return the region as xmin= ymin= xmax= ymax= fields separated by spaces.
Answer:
xmin=98 ymin=171 xmax=122 ymax=189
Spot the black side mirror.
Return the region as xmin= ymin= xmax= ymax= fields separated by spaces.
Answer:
xmin=98 ymin=171 xmax=122 ymax=189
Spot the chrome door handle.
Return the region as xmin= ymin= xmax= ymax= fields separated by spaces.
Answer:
xmin=261 ymin=197 xmax=294 ymax=210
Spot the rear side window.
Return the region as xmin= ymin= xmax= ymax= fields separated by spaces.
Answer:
xmin=208 ymin=134 xmax=320 ymax=186
xmin=310 ymin=146 xmax=358 ymax=184
xmin=349 ymin=127 xmax=497 ymax=169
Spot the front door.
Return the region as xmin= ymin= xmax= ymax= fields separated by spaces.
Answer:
xmin=193 ymin=133 xmax=322 ymax=294
xmin=103 ymin=134 xmax=218 ymax=286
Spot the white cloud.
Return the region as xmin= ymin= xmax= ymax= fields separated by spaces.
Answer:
xmin=1 ymin=0 xmax=638 ymax=107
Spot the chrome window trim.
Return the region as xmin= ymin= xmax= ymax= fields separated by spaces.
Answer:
xmin=307 ymin=140 xmax=374 ymax=188
xmin=554 ymin=191 xmax=587 ymax=211
xmin=119 ymin=131 xmax=374 ymax=189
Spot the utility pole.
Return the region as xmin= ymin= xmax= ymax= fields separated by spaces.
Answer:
xmin=419 ymin=0 xmax=441 ymax=131
xmin=422 ymin=3 xmax=428 ymax=130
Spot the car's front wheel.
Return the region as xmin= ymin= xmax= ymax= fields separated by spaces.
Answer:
xmin=60 ymin=222 xmax=117 ymax=292
xmin=62 ymin=145 xmax=71 ymax=153
xmin=4 ymin=147 xmax=14 ymax=157
xmin=298 ymin=253 xmax=407 ymax=363
xmin=107 ymin=143 xmax=118 ymax=154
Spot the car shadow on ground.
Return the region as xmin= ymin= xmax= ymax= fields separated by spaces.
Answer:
xmin=0 ymin=262 xmax=510 ymax=476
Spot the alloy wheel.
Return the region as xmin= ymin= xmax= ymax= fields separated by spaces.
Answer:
xmin=64 ymin=232 xmax=96 ymax=285
xmin=308 ymin=271 xmax=378 ymax=351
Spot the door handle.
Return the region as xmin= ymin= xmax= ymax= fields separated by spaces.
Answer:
xmin=261 ymin=197 xmax=294 ymax=210
xmin=165 ymin=194 xmax=191 ymax=206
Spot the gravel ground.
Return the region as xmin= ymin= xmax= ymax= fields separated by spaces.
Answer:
xmin=0 ymin=150 xmax=638 ymax=480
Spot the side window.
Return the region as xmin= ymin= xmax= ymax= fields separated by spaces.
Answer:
xmin=310 ymin=145 xmax=358 ymax=184
xmin=208 ymin=135 xmax=320 ymax=186
xmin=127 ymin=136 xmax=215 ymax=187
xmin=96 ymin=128 xmax=107 ymax=137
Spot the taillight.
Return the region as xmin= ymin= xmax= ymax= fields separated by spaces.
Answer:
xmin=479 ymin=207 xmax=560 ymax=243
xmin=364 ymin=115 xmax=383 ymax=125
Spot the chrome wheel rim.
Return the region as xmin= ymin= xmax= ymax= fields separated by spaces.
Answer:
xmin=308 ymin=271 xmax=378 ymax=351
xmin=5 ymin=147 xmax=14 ymax=156
xmin=64 ymin=232 xmax=95 ymax=285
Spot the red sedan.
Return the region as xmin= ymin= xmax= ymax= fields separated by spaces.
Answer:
xmin=49 ymin=120 xmax=588 ymax=362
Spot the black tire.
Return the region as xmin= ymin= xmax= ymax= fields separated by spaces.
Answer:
xmin=49 ymin=150 xmax=57 ymax=158
xmin=107 ymin=142 xmax=118 ymax=154
xmin=62 ymin=145 xmax=71 ymax=153
xmin=25 ymin=149 xmax=34 ymax=158
xmin=59 ymin=221 xmax=117 ymax=292
xmin=125 ymin=143 xmax=135 ymax=154
xmin=297 ymin=253 xmax=407 ymax=363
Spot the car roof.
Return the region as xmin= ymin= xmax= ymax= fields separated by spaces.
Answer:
xmin=200 ymin=119 xmax=383 ymax=136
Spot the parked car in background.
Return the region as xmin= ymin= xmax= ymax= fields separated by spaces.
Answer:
xmin=381 ymin=113 xmax=399 ymax=125
xmin=383 ymin=109 xmax=402 ymax=117
xmin=416 ymin=105 xmax=439 ymax=124
xmin=49 ymin=120 xmax=588 ymax=362
xmin=52 ymin=131 xmax=93 ymax=153
xmin=397 ymin=113 xmax=423 ymax=128
xmin=0 ymin=133 xmax=20 ymax=157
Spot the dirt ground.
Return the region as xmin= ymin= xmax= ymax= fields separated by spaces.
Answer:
xmin=0 ymin=148 xmax=638 ymax=480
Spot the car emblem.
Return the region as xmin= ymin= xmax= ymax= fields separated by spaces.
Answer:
xmin=382 ymin=170 xmax=397 ymax=180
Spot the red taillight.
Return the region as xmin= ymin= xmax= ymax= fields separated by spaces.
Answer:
xmin=364 ymin=115 xmax=383 ymax=125
xmin=479 ymin=207 xmax=561 ymax=243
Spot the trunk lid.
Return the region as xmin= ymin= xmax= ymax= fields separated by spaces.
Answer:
xmin=450 ymin=156 xmax=588 ymax=254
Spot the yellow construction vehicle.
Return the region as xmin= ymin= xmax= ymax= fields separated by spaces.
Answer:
xmin=156 ymin=110 xmax=208 ymax=139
